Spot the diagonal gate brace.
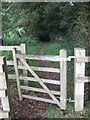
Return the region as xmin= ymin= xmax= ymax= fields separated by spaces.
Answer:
xmin=19 ymin=58 xmax=61 ymax=108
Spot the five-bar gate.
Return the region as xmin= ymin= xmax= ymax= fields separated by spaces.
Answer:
xmin=0 ymin=45 xmax=90 ymax=119
xmin=13 ymin=48 xmax=67 ymax=110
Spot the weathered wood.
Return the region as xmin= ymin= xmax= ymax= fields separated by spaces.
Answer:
xmin=0 ymin=46 xmax=21 ymax=51
xmin=60 ymin=49 xmax=67 ymax=110
xmin=20 ymin=76 xmax=60 ymax=85
xmin=21 ymin=44 xmax=28 ymax=87
xmin=0 ymin=44 xmax=26 ymax=90
xmin=74 ymin=48 xmax=85 ymax=111
xmin=19 ymin=58 xmax=61 ymax=108
xmin=0 ymin=90 xmax=7 ymax=97
xmin=8 ymin=74 xmax=16 ymax=80
xmin=18 ymin=65 xmax=60 ymax=73
xmin=0 ymin=56 xmax=10 ymax=118
xmin=76 ymin=57 xmax=90 ymax=63
xmin=7 ymin=61 xmax=14 ymax=65
xmin=0 ymin=73 xmax=7 ymax=90
xmin=22 ymin=94 xmax=57 ymax=104
xmin=16 ymin=54 xmax=62 ymax=62
xmin=76 ymin=76 xmax=90 ymax=83
xmin=0 ymin=56 xmax=5 ymax=64
xmin=0 ymin=65 xmax=4 ymax=72
xmin=12 ymin=48 xmax=22 ymax=100
xmin=21 ymin=86 xmax=60 ymax=95
xmin=1 ymin=97 xmax=10 ymax=111
xmin=3 ymin=56 xmax=13 ymax=118
xmin=0 ymin=111 xmax=9 ymax=118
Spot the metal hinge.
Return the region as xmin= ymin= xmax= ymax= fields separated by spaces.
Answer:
xmin=67 ymin=56 xmax=75 ymax=61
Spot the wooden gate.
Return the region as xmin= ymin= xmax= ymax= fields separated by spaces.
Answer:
xmin=0 ymin=44 xmax=27 ymax=81
xmin=12 ymin=48 xmax=67 ymax=110
xmin=0 ymin=56 xmax=10 ymax=118
xmin=74 ymin=48 xmax=90 ymax=111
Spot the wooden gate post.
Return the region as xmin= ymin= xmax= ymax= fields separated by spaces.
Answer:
xmin=74 ymin=48 xmax=85 ymax=111
xmin=12 ymin=48 xmax=22 ymax=100
xmin=21 ymin=44 xmax=28 ymax=86
xmin=0 ymin=56 xmax=10 ymax=118
xmin=60 ymin=49 xmax=67 ymax=110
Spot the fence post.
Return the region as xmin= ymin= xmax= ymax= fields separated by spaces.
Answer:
xmin=74 ymin=48 xmax=85 ymax=111
xmin=0 ymin=56 xmax=10 ymax=118
xmin=21 ymin=44 xmax=28 ymax=87
xmin=60 ymin=49 xmax=67 ymax=110
xmin=12 ymin=48 xmax=22 ymax=101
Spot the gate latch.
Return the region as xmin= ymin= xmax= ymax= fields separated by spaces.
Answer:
xmin=67 ymin=56 xmax=75 ymax=61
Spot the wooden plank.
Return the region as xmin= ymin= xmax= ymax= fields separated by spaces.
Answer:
xmin=0 ymin=65 xmax=4 ymax=72
xmin=0 ymin=56 xmax=5 ymax=65
xmin=0 ymin=111 xmax=9 ymax=118
xmin=74 ymin=48 xmax=85 ymax=111
xmin=16 ymin=54 xmax=62 ymax=62
xmin=60 ymin=49 xmax=67 ymax=110
xmin=7 ymin=61 xmax=14 ymax=65
xmin=0 ymin=46 xmax=21 ymax=51
xmin=21 ymin=44 xmax=28 ymax=88
xmin=12 ymin=48 xmax=22 ymax=100
xmin=0 ymin=55 xmax=11 ymax=118
xmin=76 ymin=57 xmax=90 ymax=63
xmin=20 ymin=76 xmax=60 ymax=85
xmin=1 ymin=97 xmax=10 ymax=111
xmin=0 ymin=90 xmax=7 ymax=97
xmin=22 ymin=94 xmax=57 ymax=104
xmin=0 ymin=73 xmax=7 ymax=90
xmin=76 ymin=76 xmax=90 ymax=83
xmin=21 ymin=86 xmax=60 ymax=95
xmin=19 ymin=58 xmax=61 ymax=108
xmin=18 ymin=65 xmax=60 ymax=73
xmin=8 ymin=74 xmax=16 ymax=80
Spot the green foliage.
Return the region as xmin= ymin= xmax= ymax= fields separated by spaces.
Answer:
xmin=2 ymin=2 xmax=90 ymax=45
xmin=28 ymin=81 xmax=42 ymax=88
xmin=67 ymin=3 xmax=90 ymax=48
xmin=1 ymin=2 xmax=90 ymax=117
xmin=46 ymin=104 xmax=88 ymax=118
xmin=42 ymin=40 xmax=74 ymax=98
xmin=4 ymin=36 xmax=39 ymax=46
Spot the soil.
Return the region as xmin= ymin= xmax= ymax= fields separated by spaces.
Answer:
xmin=11 ymin=42 xmax=60 ymax=118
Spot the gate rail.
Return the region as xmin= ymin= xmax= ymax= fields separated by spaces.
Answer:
xmin=13 ymin=48 xmax=67 ymax=110
xmin=0 ymin=56 xmax=10 ymax=118
xmin=74 ymin=48 xmax=90 ymax=111
xmin=0 ymin=46 xmax=89 ymax=113
xmin=14 ymin=48 xmax=90 ymax=112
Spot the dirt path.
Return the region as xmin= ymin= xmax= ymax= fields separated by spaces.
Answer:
xmin=12 ymin=42 xmax=60 ymax=118
xmin=37 ymin=42 xmax=60 ymax=91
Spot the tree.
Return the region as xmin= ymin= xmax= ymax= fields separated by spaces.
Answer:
xmin=68 ymin=2 xmax=90 ymax=48
xmin=2 ymin=2 xmax=90 ymax=43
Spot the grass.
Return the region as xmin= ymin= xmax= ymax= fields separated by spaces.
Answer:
xmin=0 ymin=37 xmax=41 ymax=95
xmin=42 ymin=40 xmax=74 ymax=98
xmin=42 ymin=40 xmax=89 ymax=118
xmin=27 ymin=41 xmax=40 ymax=54
xmin=0 ymin=37 xmax=89 ymax=118
xmin=46 ymin=104 xmax=88 ymax=118
xmin=27 ymin=43 xmax=40 ymax=67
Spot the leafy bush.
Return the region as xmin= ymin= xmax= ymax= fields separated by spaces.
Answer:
xmin=4 ymin=35 xmax=39 ymax=46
